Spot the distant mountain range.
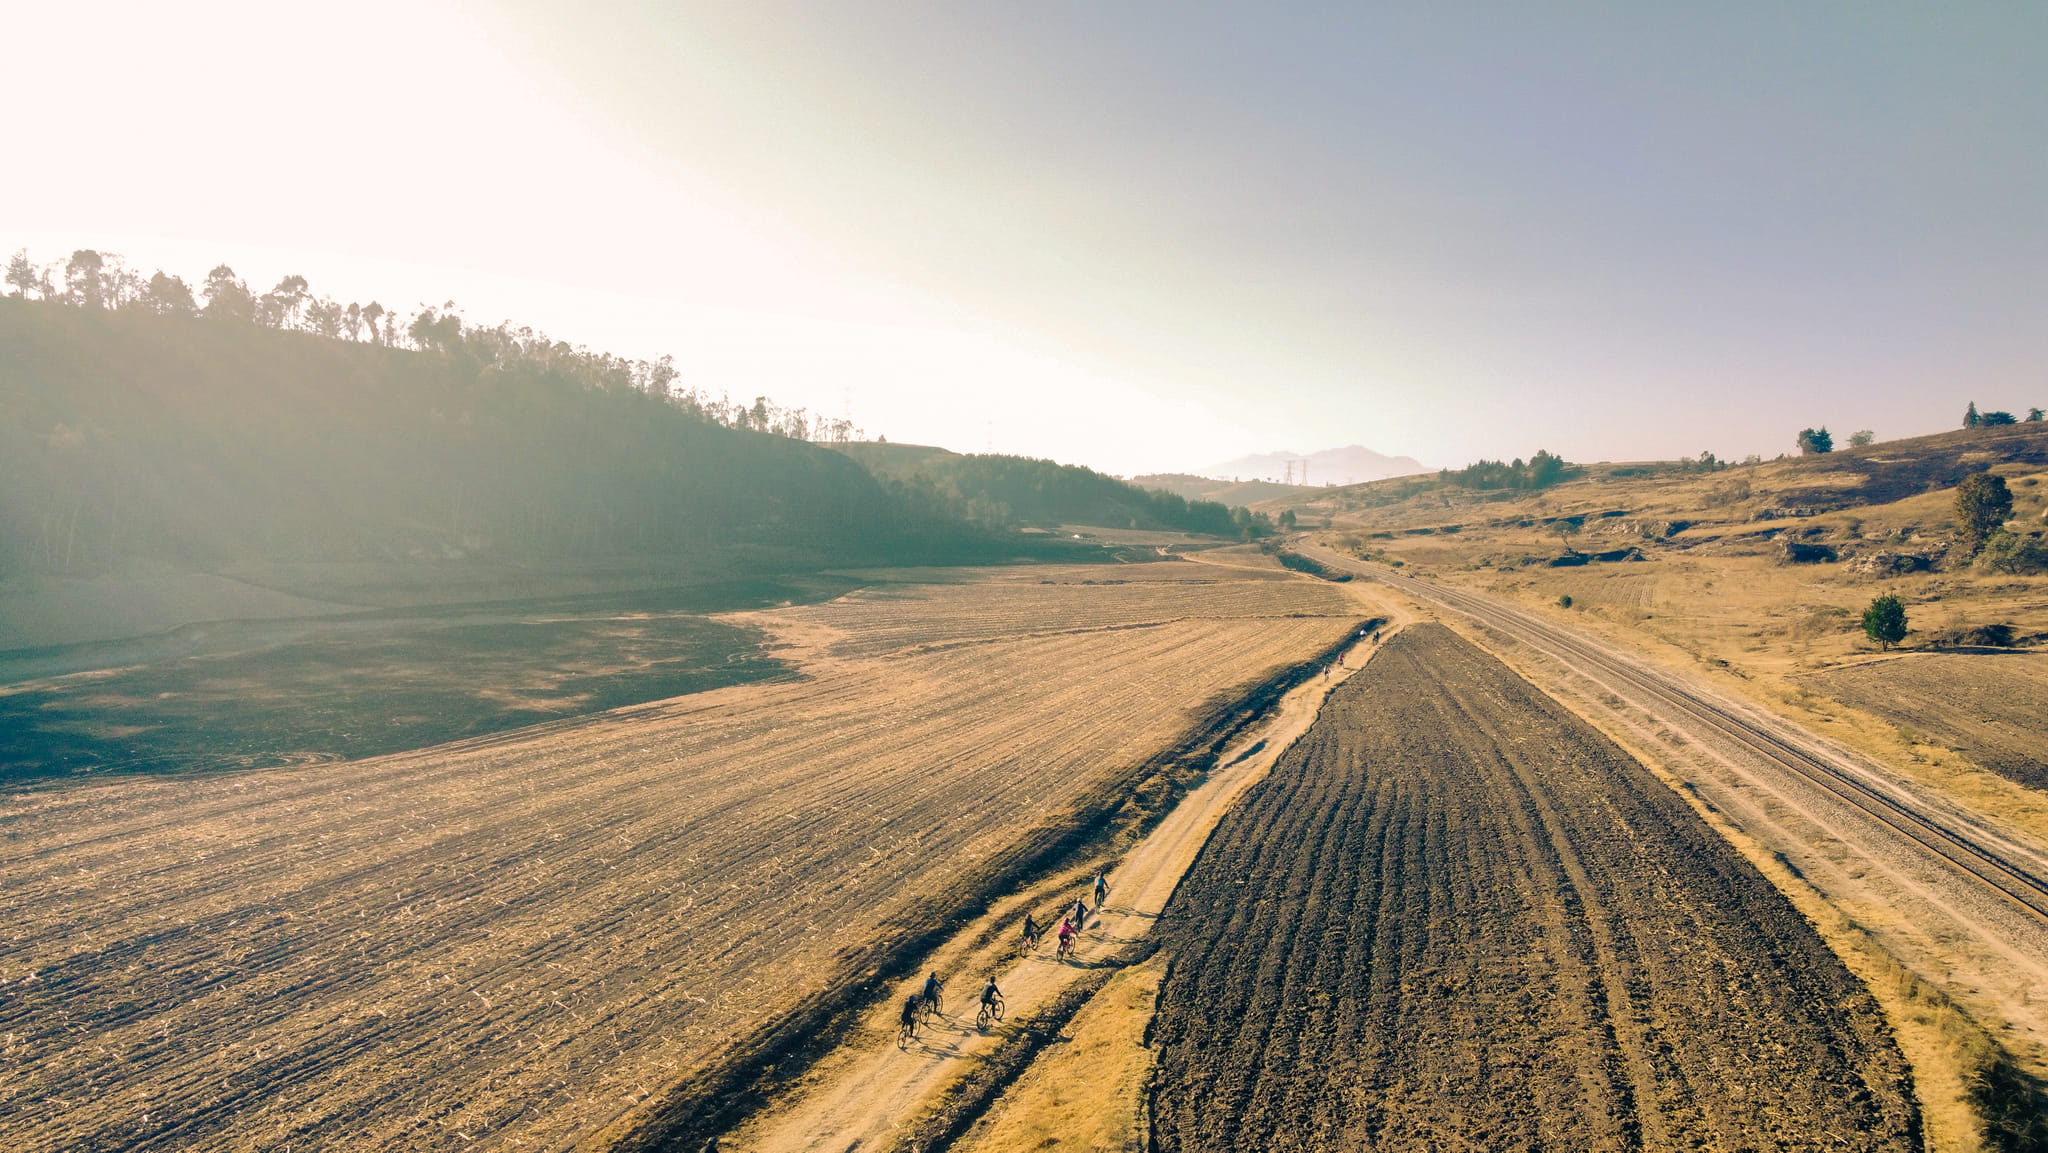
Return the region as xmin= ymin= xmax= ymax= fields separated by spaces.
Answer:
xmin=1198 ymin=445 xmax=1429 ymax=486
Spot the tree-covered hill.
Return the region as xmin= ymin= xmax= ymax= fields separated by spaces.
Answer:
xmin=1132 ymin=473 xmax=1318 ymax=508
xmin=833 ymin=442 xmax=1273 ymax=539
xmin=0 ymin=296 xmax=1043 ymax=585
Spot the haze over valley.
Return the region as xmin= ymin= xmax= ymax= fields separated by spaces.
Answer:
xmin=7 ymin=5 xmax=2048 ymax=1151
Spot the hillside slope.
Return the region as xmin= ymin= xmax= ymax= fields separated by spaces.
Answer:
xmin=1131 ymin=473 xmax=1320 ymax=508
xmin=832 ymin=442 xmax=1272 ymax=538
xmin=0 ymin=300 xmax=1047 ymax=593
xmin=1310 ymin=421 xmax=2048 ymax=778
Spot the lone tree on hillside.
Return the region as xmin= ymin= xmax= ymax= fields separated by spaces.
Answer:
xmin=1982 ymin=410 xmax=2018 ymax=426
xmin=1955 ymin=471 xmax=2014 ymax=548
xmin=2029 ymin=407 xmax=2045 ymax=422
xmin=1849 ymin=429 xmax=1875 ymax=447
xmin=1796 ymin=427 xmax=1833 ymax=454
xmin=7 ymin=248 xmax=47 ymax=298
xmin=1862 ymin=594 xmax=1908 ymax=651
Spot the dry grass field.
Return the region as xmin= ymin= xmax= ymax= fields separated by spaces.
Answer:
xmin=1303 ymin=426 xmax=2048 ymax=802
xmin=0 ymin=560 xmax=1360 ymax=1152
xmin=1802 ymin=653 xmax=2048 ymax=793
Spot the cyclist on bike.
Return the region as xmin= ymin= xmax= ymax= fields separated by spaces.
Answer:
xmin=981 ymin=977 xmax=1003 ymax=1014
xmin=1056 ymin=918 xmax=1076 ymax=956
xmin=1021 ymin=911 xmax=1040 ymax=948
xmin=922 ymin=971 xmax=944 ymax=1012
xmin=1093 ymin=872 xmax=1109 ymax=909
xmin=1070 ymin=897 xmax=1088 ymax=929
xmin=900 ymin=993 xmax=921 ymax=1035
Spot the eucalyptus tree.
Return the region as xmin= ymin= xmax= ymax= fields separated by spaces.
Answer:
xmin=202 ymin=265 xmax=254 ymax=322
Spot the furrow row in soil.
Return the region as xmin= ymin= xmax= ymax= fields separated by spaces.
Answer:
xmin=1147 ymin=624 xmax=1919 ymax=1152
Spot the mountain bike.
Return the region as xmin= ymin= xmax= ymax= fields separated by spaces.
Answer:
xmin=976 ymin=996 xmax=1005 ymax=1029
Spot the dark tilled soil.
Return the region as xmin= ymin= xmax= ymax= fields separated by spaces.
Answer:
xmin=1149 ymin=624 xmax=1920 ymax=1152
xmin=0 ymin=602 xmax=791 ymax=782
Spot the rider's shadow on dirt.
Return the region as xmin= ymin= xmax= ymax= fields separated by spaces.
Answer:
xmin=902 ymin=1028 xmax=971 ymax=1059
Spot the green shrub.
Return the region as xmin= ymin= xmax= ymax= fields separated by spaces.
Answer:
xmin=1974 ymin=530 xmax=2048 ymax=575
xmin=1862 ymin=594 xmax=1908 ymax=651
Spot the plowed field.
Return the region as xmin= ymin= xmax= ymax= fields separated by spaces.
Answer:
xmin=0 ymin=563 xmax=1357 ymax=1152
xmin=1149 ymin=624 xmax=1919 ymax=1152
xmin=1802 ymin=652 xmax=2048 ymax=793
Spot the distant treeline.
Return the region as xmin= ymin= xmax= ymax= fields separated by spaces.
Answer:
xmin=0 ymin=289 xmax=1063 ymax=580
xmin=1437 ymin=449 xmax=1571 ymax=491
xmin=1331 ymin=448 xmax=1578 ymax=510
xmin=4 ymin=247 xmax=856 ymax=443
xmin=839 ymin=446 xmax=1275 ymax=539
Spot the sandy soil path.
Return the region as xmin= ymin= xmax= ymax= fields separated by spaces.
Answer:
xmin=733 ymin=618 xmax=1394 ymax=1152
xmin=1298 ymin=545 xmax=2048 ymax=1068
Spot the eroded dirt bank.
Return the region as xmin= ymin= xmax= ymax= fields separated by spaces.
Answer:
xmin=1148 ymin=624 xmax=1920 ymax=1152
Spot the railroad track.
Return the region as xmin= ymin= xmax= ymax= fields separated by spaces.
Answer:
xmin=1305 ymin=546 xmax=2048 ymax=928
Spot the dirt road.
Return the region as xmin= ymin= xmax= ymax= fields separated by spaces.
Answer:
xmin=732 ymin=618 xmax=1386 ymax=1151
xmin=1300 ymin=545 xmax=2048 ymax=1069
xmin=1150 ymin=625 xmax=1919 ymax=1151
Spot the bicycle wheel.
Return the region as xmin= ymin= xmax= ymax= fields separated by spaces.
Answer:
xmin=976 ymin=1003 xmax=991 ymax=1029
xmin=992 ymin=997 xmax=1005 ymax=1022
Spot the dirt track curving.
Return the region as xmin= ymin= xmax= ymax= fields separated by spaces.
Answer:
xmin=1149 ymin=625 xmax=1920 ymax=1151
xmin=0 ymin=563 xmax=1357 ymax=1153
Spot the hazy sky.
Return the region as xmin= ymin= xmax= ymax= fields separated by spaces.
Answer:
xmin=8 ymin=2 xmax=2045 ymax=475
